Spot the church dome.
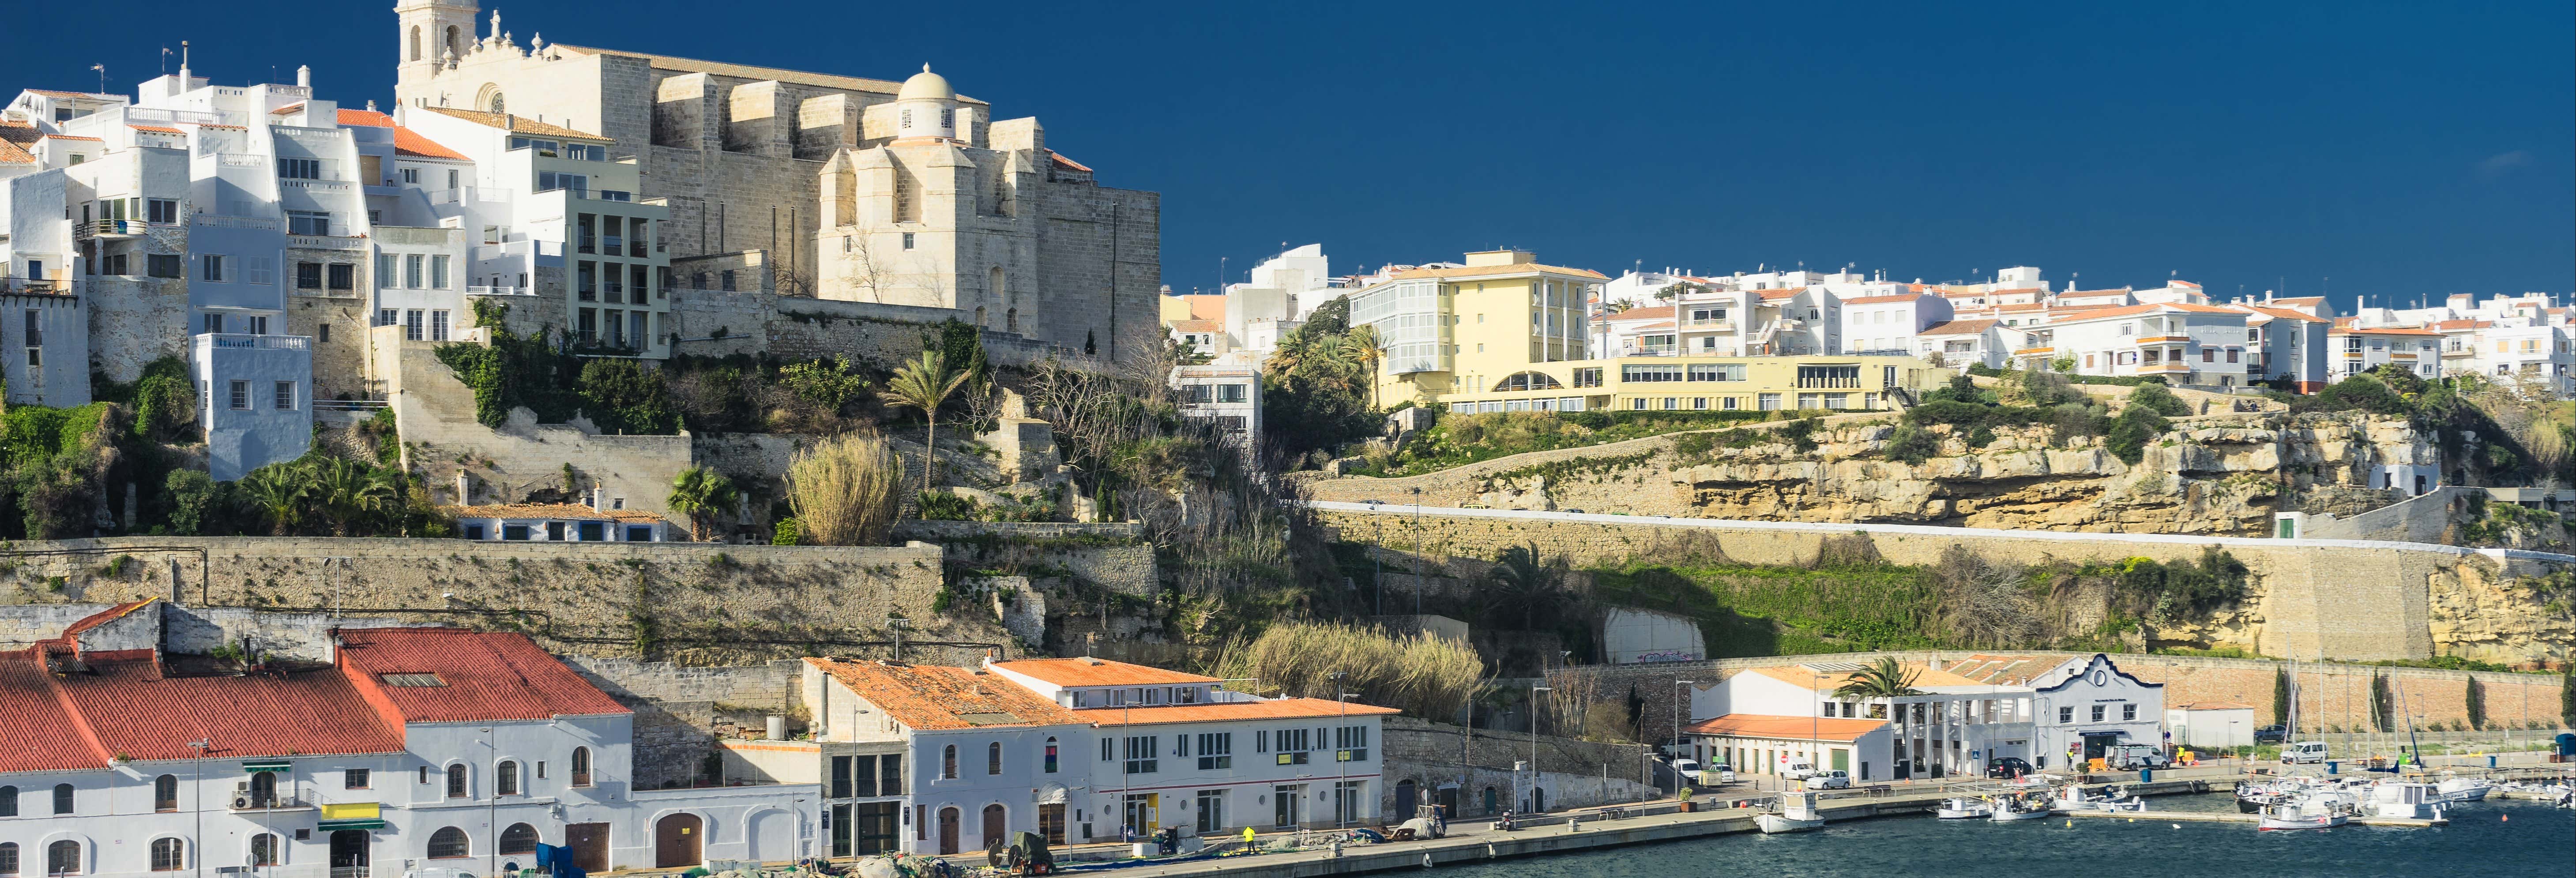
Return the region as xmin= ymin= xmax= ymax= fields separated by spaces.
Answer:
xmin=897 ymin=64 xmax=954 ymax=101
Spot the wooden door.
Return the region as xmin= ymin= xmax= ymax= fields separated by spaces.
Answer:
xmin=1394 ymin=780 xmax=1416 ymax=821
xmin=565 ymin=823 xmax=610 ymax=872
xmin=981 ymin=804 xmax=1006 ymax=853
xmin=937 ymin=807 xmax=960 ymax=855
xmin=654 ymin=814 xmax=703 ymax=868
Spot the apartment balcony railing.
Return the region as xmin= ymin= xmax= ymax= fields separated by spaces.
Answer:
xmin=0 ymin=278 xmax=75 ymax=297
xmin=467 ymin=285 xmax=538 ymax=297
xmin=73 ymin=218 xmax=159 ymax=240
xmin=289 ymin=233 xmax=368 ymax=251
xmin=2136 ymin=362 xmax=2192 ymax=374
xmin=314 ymin=399 xmax=390 ymax=412
xmin=199 ymin=333 xmax=312 ymax=352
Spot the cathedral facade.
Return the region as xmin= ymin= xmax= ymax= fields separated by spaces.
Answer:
xmin=390 ymin=0 xmax=1160 ymax=359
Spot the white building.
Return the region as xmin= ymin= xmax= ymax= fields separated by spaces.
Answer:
xmin=1688 ymin=660 xmax=2034 ymax=781
xmin=2165 ymin=702 xmax=2257 ymax=751
xmin=446 ymin=499 xmax=675 ymax=542
xmin=758 ymin=656 xmax=1396 ymax=856
xmin=0 ymin=600 xmax=813 ymax=878
xmin=1173 ymin=358 xmax=1262 ymax=452
xmin=1839 ymin=293 xmax=1953 ymax=356
xmin=2045 ymin=303 xmax=2252 ymax=388
xmin=1912 ymin=319 xmax=2022 ymax=371
xmin=1942 ymin=653 xmax=2166 ymax=770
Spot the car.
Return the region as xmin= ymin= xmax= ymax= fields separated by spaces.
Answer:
xmin=1704 ymin=763 xmax=1737 ymax=784
xmin=1986 ymin=757 xmax=2035 ymax=779
xmin=2106 ymin=743 xmax=2170 ymax=771
xmin=1562 ymin=508 xmax=1585 ymax=514
xmin=1780 ymin=760 xmax=1818 ymax=780
xmin=2253 ymin=724 xmax=2288 ymax=744
xmin=2282 ymin=741 xmax=2329 ymax=764
xmin=1804 ymin=770 xmax=1852 ymax=790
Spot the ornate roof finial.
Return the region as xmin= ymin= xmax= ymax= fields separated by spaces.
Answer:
xmin=923 ymin=64 xmax=933 ymax=73
xmin=490 ymin=9 xmax=503 ymax=34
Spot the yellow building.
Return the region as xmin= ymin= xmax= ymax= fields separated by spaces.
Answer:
xmin=1350 ymin=251 xmax=1943 ymax=413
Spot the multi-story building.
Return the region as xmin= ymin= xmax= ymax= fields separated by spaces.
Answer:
xmin=1839 ymin=293 xmax=1954 ymax=355
xmin=747 ymin=656 xmax=1396 ymax=856
xmin=1173 ymin=358 xmax=1262 ymax=450
xmin=2228 ymin=304 xmax=2331 ymax=392
xmin=1912 ymin=319 xmax=2023 ymax=371
xmin=1940 ymin=653 xmax=2166 ymax=771
xmin=0 ymin=600 xmax=813 ymax=878
xmin=1685 ymin=660 xmax=2030 ymax=782
xmin=1349 ymin=250 xmax=1601 ymax=405
xmin=2326 ymin=322 xmax=2443 ymax=381
xmin=2045 ymin=303 xmax=2252 ymax=387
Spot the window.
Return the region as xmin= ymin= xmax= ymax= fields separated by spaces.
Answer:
xmin=431 ymin=310 xmax=450 ymax=341
xmin=942 ymin=745 xmax=958 ymax=779
xmin=296 ymin=262 xmax=322 ymax=289
xmin=571 ymin=747 xmax=592 ymax=786
xmin=0 ymin=842 xmax=13 ymax=877
xmin=1044 ymin=738 xmax=1059 ymax=774
xmin=147 ymin=253 xmax=183 ymax=278
xmin=446 ymin=764 xmax=468 ymax=798
xmin=1334 ymin=725 xmax=1370 ymax=762
xmin=2121 ymin=704 xmax=2137 ymax=721
xmin=902 ymin=233 xmax=916 ymax=250
xmin=498 ymin=823 xmax=538 ymax=855
xmin=248 ymin=834 xmax=279 ymax=867
xmin=2057 ymin=706 xmax=2073 ymax=724
xmin=345 ymin=769 xmax=369 ymax=789
xmin=430 ymin=255 xmax=450 ymax=289
xmin=149 ymin=839 xmax=185 ymax=873
xmin=147 ymin=198 xmax=179 ymax=224
xmin=1687 ymin=363 xmax=1746 ymax=381
xmin=404 ymin=254 xmax=425 ymax=289
xmin=154 ymin=774 xmax=179 ymax=811
xmin=503 ymin=524 xmax=530 ymax=540
xmin=288 ymin=210 xmax=330 ymax=235
xmin=1102 ymin=737 xmax=1115 ymax=762
xmin=2202 ymin=348 xmax=2215 ymax=363
xmin=281 ymin=158 xmax=321 ymax=180
xmin=496 ymin=760 xmax=519 ymax=796
xmin=275 ymin=381 xmax=297 ymax=411
xmin=1122 ymin=735 xmax=1159 ymax=774
xmin=427 ymin=827 xmax=470 ymax=859
xmin=406 ymin=309 xmax=424 ymax=341
xmin=203 ymin=254 xmax=228 ymax=282
xmin=2226 ymin=348 xmax=2240 ymax=364
xmin=229 ymin=380 xmax=250 ymax=410
xmin=988 ymin=742 xmax=1003 ymax=775
xmin=45 ymin=842 xmax=76 ymax=877
xmin=1195 ymin=732 xmax=1233 ymax=769
xmin=2089 ymin=705 xmax=2105 ymax=723
xmin=52 ymin=784 xmax=73 ymax=814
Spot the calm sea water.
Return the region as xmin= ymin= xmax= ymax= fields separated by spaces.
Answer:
xmin=1423 ymin=794 xmax=2576 ymax=878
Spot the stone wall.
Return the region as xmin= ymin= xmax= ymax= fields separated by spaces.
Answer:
xmin=83 ymin=275 xmax=189 ymax=384
xmin=1315 ymin=503 xmax=2576 ymax=664
xmin=0 ymin=537 xmax=1002 ymax=665
xmin=665 ymin=286 xmax=1072 ymax=368
xmin=1557 ymin=650 xmax=2573 ymax=752
xmin=891 ymin=520 xmax=1158 ymax=596
xmin=1379 ymin=716 xmax=1656 ymax=814
xmin=290 ymin=289 xmax=373 ymax=400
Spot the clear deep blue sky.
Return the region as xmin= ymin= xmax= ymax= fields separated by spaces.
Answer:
xmin=10 ymin=1 xmax=2569 ymax=309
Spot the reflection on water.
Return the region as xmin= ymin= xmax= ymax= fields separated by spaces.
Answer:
xmin=1421 ymin=795 xmax=2575 ymax=878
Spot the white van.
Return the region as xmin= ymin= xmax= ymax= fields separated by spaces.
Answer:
xmin=2282 ymin=741 xmax=2329 ymax=764
xmin=1781 ymin=760 xmax=1818 ymax=780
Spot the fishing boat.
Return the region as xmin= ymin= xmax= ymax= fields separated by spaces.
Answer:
xmin=2432 ymin=776 xmax=2492 ymax=803
xmin=1990 ymin=795 xmax=2053 ymax=822
xmin=2365 ymin=781 xmax=2447 ymax=822
xmin=2256 ymin=801 xmax=2348 ymax=831
xmin=1935 ymin=797 xmax=1992 ymax=819
xmin=1756 ymin=791 xmax=1826 ymax=834
xmin=2235 ymin=780 xmax=2298 ymax=814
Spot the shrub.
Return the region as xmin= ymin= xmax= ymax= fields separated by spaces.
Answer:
xmin=2104 ymin=392 xmax=2172 ymax=465
xmin=771 ymin=517 xmax=803 ymax=546
xmin=917 ymin=491 xmax=978 ymax=521
xmin=785 ymin=433 xmax=903 ymax=545
xmin=2128 ymin=382 xmax=2192 ymax=417
xmin=1212 ymin=621 xmax=1483 ymax=720
xmin=1884 ymin=425 xmax=1943 ymax=465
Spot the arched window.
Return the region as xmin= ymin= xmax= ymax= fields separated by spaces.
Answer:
xmin=45 ymin=841 xmax=78 ymax=877
xmin=987 ymin=742 xmax=1002 ymax=775
xmin=498 ymin=823 xmax=538 ymax=855
xmin=443 ymin=25 xmax=460 ymax=58
xmin=488 ymin=93 xmax=506 ymax=114
xmin=248 ymin=772 xmax=276 ymax=807
xmin=570 ymin=747 xmax=593 ymax=787
xmin=1005 ymin=308 xmax=1018 ymax=333
xmin=154 ymin=775 xmax=178 ymax=812
xmin=1 ymin=841 xmax=18 ymax=876
xmin=496 ymin=761 xmax=519 ymax=796
xmin=975 ymin=305 xmax=987 ymax=326
xmin=149 ymin=839 xmax=184 ymax=872
xmin=410 ymin=26 xmax=422 ymax=62
xmin=941 ymin=744 xmax=958 ymax=779
xmin=0 ymin=784 xmax=14 ymax=816
xmin=1491 ymin=371 xmax=1564 ymax=392
xmin=248 ymin=834 xmax=279 ymax=867
xmin=427 ymin=827 xmax=470 ymax=859
xmin=51 ymin=784 xmax=72 ymax=815
xmin=445 ymin=764 xmax=468 ymax=799
xmin=1044 ymin=737 xmax=1059 ymax=774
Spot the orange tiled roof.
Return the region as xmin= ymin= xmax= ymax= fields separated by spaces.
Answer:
xmin=2269 ymin=296 xmax=2326 ymax=306
xmin=2332 ymin=326 xmax=2441 ymax=337
xmin=1941 ymin=653 xmax=2071 ymax=685
xmin=444 ymin=503 xmax=666 ymax=522
xmin=810 ymin=658 xmax=1087 ymax=731
xmin=128 ymin=124 xmax=184 ymax=135
xmin=1393 ymin=263 xmax=1610 ymax=282
xmin=1169 ymin=319 xmax=1220 ymax=332
xmin=1606 ymin=306 xmax=1675 ymax=321
xmin=0 ymin=122 xmax=38 ymax=165
xmin=2431 ymin=319 xmax=2491 ymax=330
xmin=25 ymin=89 xmax=118 ymax=99
xmin=1049 ymin=152 xmax=1092 ymax=173
xmin=1684 ymin=713 xmax=1888 ymax=743
xmin=2049 ymin=302 xmax=2241 ymax=322
xmin=2234 ymin=305 xmax=2327 ymax=323
xmin=991 ymin=657 xmax=1219 ymax=687
xmin=417 ymin=106 xmax=605 ymax=140
xmin=1756 ymin=287 xmax=1806 ymax=300
xmin=1918 ymin=319 xmax=1997 ymax=336
xmin=1087 ymin=697 xmax=1400 ymax=727
xmin=338 ymin=110 xmax=471 ymax=161
xmin=40 ymin=133 xmax=102 ymax=141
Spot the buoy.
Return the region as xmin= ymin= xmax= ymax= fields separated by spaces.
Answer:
xmin=2064 ymin=820 xmax=2072 ymax=827
xmin=2500 ymin=814 xmax=2508 ymax=822
xmin=2171 ymin=824 xmax=2181 ymax=829
xmin=1423 ymin=853 xmax=1435 ymax=868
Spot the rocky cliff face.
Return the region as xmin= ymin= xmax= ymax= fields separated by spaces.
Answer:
xmin=1323 ymin=412 xmax=2441 ymax=536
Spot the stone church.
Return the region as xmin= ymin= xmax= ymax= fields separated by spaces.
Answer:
xmin=390 ymin=0 xmax=1161 ymax=359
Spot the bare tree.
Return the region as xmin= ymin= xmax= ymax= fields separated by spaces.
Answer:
xmin=836 ymin=233 xmax=893 ymax=303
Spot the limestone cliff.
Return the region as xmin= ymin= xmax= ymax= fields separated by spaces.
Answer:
xmin=1308 ymin=412 xmax=2440 ymax=536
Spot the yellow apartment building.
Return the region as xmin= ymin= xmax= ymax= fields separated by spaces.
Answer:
xmin=1349 ymin=251 xmax=1943 ymax=413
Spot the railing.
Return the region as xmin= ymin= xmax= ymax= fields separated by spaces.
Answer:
xmin=216 ymin=153 xmax=267 ymax=168
xmin=467 ymin=285 xmax=538 ymax=297
xmin=127 ymin=107 xmax=226 ymax=126
xmin=195 ymin=215 xmax=281 ymax=231
xmin=315 ymin=399 xmax=389 ymax=412
xmin=289 ymin=234 xmax=368 ymax=251
xmin=74 ymin=218 xmax=154 ymax=240
xmin=199 ymin=333 xmax=312 ymax=351
xmin=231 ymin=793 xmax=312 ymax=811
xmin=0 ymin=278 xmax=74 ymax=297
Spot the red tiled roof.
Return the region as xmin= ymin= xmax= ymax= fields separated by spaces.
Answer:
xmin=25 ymin=89 xmax=118 ymax=99
xmin=40 ymin=134 xmax=103 ymax=141
xmin=337 ymin=109 xmax=396 ymax=127
xmin=2431 ymin=319 xmax=2491 ymax=330
xmin=2050 ymin=302 xmax=2242 ymax=323
xmin=46 ymin=649 xmax=408 ymax=762
xmin=0 ymin=647 xmax=106 ymax=773
xmin=338 ymin=628 xmax=629 ymax=723
xmin=1684 ymin=713 xmax=1888 ymax=743
xmin=2233 ymin=305 xmax=2327 ymax=323
xmin=1756 ymin=287 xmax=1805 ymax=300
xmin=128 ymin=124 xmax=184 ymax=135
xmin=1392 ymin=263 xmax=1611 ymax=281
xmin=1918 ymin=319 xmax=1997 ymax=336
xmin=2270 ymin=296 xmax=2325 ymax=306
xmin=1049 ymin=152 xmax=1092 ymax=173
xmin=1169 ymin=319 xmax=1220 ymax=332
xmin=444 ymin=502 xmax=666 ymax=522
xmin=993 ymin=657 xmax=1220 ymax=688
xmin=342 ymin=109 xmax=473 ymax=161
xmin=64 ymin=600 xmax=153 ymax=638
xmin=1088 ymin=697 xmax=1400 ymax=727
xmin=2332 ymin=326 xmax=2441 ymax=337
xmin=811 ymin=658 xmax=1087 ymax=731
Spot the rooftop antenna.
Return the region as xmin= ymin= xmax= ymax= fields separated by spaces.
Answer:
xmin=160 ymin=47 xmax=172 ymax=75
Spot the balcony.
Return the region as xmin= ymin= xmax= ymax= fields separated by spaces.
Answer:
xmin=467 ymin=285 xmax=538 ymax=297
xmin=75 ymin=218 xmax=156 ymax=240
xmin=200 ymin=333 xmax=312 ymax=352
xmin=2137 ymin=362 xmax=2192 ymax=374
xmin=2133 ymin=335 xmax=2191 ymax=345
xmin=230 ymin=792 xmax=314 ymax=812
xmin=289 ymin=234 xmax=368 ymax=251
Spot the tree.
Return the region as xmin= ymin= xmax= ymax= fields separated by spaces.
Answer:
xmin=164 ymin=469 xmax=220 ymax=536
xmin=1336 ymin=324 xmax=1383 ymax=410
xmin=667 ymin=467 xmax=738 ymax=541
xmin=2051 ymin=356 xmax=2076 ymax=374
xmin=238 ymin=465 xmax=312 ymax=537
xmin=1481 ymin=544 xmax=1567 ymax=632
xmin=1831 ymin=657 xmax=1927 ymax=700
xmin=2273 ymin=665 xmax=2292 ymax=727
xmin=2464 ymin=674 xmax=2486 ymax=731
xmin=313 ymin=457 xmax=396 ymax=537
xmin=878 ymin=350 xmax=973 ymax=493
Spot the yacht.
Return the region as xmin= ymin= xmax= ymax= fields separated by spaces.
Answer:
xmin=2433 ymin=776 xmax=2492 ymax=803
xmin=2365 ymin=780 xmax=2448 ymax=822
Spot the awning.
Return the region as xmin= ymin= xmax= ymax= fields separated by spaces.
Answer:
xmin=318 ymin=802 xmax=381 ymax=829
xmin=242 ymin=760 xmax=293 ymax=773
xmin=316 ymin=820 xmax=387 ymax=830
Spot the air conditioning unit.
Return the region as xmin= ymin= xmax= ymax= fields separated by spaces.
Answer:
xmin=232 ymin=794 xmax=256 ymax=810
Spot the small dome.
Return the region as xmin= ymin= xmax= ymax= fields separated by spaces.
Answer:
xmin=897 ymin=64 xmax=954 ymax=101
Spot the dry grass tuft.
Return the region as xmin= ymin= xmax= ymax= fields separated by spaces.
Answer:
xmin=786 ymin=431 xmax=904 ymax=546
xmin=1215 ymin=621 xmax=1483 ymax=720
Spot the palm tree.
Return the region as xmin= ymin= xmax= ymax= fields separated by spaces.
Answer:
xmin=312 ymin=458 xmax=398 ymax=537
xmin=878 ymin=350 xmax=971 ymax=494
xmin=1336 ymin=325 xmax=1382 ymax=409
xmin=238 ymin=465 xmax=312 ymax=537
xmin=1831 ymin=656 xmax=1927 ymax=700
xmin=1482 ymin=543 xmax=1564 ymax=632
xmin=667 ymin=466 xmax=738 ymax=541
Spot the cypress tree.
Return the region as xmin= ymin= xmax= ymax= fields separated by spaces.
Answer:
xmin=2464 ymin=675 xmax=2486 ymax=731
xmin=2272 ymin=665 xmax=2292 ymax=728
xmin=2371 ymin=672 xmax=2395 ymax=732
xmin=2561 ymin=665 xmax=2575 ymax=728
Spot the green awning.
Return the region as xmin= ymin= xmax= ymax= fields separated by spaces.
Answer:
xmin=317 ymin=819 xmax=387 ymax=831
xmin=243 ymin=760 xmax=293 ymax=773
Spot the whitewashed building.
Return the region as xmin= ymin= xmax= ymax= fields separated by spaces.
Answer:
xmin=1688 ymin=660 xmax=2034 ymax=781
xmin=1941 ymin=653 xmax=2166 ymax=770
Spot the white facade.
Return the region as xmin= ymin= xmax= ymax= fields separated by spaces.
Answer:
xmin=2165 ymin=703 xmax=2257 ymax=750
xmin=1689 ymin=662 xmax=2037 ymax=780
xmin=1840 ymin=293 xmax=1953 ymax=356
xmin=2046 ymin=303 xmax=2252 ymax=387
xmin=1173 ymin=359 xmax=1261 ymax=452
xmin=2017 ymin=654 xmax=2167 ymax=769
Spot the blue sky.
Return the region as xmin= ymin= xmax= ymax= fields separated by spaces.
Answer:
xmin=9 ymin=1 xmax=2568 ymax=309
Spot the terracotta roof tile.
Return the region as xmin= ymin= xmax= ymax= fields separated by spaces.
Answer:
xmin=2049 ymin=302 xmax=2243 ymax=323
xmin=2269 ymin=296 xmax=2326 ymax=306
xmin=128 ymin=124 xmax=184 ymax=135
xmin=993 ymin=657 xmax=1219 ymax=688
xmin=2431 ymin=319 xmax=2491 ymax=330
xmin=1756 ymin=287 xmax=1805 ymax=300
xmin=0 ymin=647 xmax=107 ymax=772
xmin=1606 ymin=306 xmax=1675 ymax=321
xmin=1088 ymin=697 xmax=1399 ymax=727
xmin=45 ymin=649 xmax=408 ymax=763
xmin=338 ymin=627 xmax=629 ymax=723
xmin=2232 ymin=305 xmax=2327 ymax=323
xmin=1168 ymin=319 xmax=1220 ymax=332
xmin=1743 ymin=663 xmax=1987 ymax=691
xmin=417 ymin=106 xmax=605 ymax=141
xmin=810 ymin=659 xmax=1087 ymax=731
xmin=25 ymin=89 xmax=119 ymax=99
xmin=40 ymin=134 xmax=103 ymax=141
xmin=2332 ymin=326 xmax=2441 ymax=337
xmin=1049 ymin=152 xmax=1091 ymax=173
xmin=1392 ymin=263 xmax=1610 ymax=282
xmin=1684 ymin=713 xmax=1888 ymax=743
xmin=1918 ymin=319 xmax=1998 ymax=336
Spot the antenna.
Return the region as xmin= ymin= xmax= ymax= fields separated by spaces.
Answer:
xmin=161 ymin=47 xmax=172 ymax=75
xmin=90 ymin=64 xmax=106 ymax=94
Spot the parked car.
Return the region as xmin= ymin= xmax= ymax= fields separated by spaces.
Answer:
xmin=2253 ymin=724 xmax=2288 ymax=744
xmin=1703 ymin=763 xmax=1737 ymax=784
xmin=1780 ymin=760 xmax=1819 ymax=780
xmin=2282 ymin=741 xmax=2329 ymax=764
xmin=1804 ymin=770 xmax=1852 ymax=790
xmin=1986 ymin=757 xmax=2035 ymax=779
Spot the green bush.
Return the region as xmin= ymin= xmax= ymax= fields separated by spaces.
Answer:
xmin=2128 ymin=383 xmax=2192 ymax=417
xmin=1884 ymin=425 xmax=1943 ymax=465
xmin=771 ymin=517 xmax=803 ymax=545
xmin=918 ymin=491 xmax=978 ymax=521
xmin=2104 ymin=402 xmax=2169 ymax=465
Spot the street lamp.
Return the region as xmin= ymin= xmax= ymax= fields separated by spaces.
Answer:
xmin=1671 ymin=680 xmax=1695 ymax=794
xmin=1407 ymin=488 xmax=1424 ymax=615
xmin=1529 ymin=685 xmax=1552 ymax=814
xmin=1330 ymin=672 xmax=1348 ymax=833
xmin=188 ymin=739 xmax=211 ymax=878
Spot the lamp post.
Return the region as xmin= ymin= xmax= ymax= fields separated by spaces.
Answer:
xmin=188 ymin=739 xmax=210 ymax=878
xmin=1335 ymin=685 xmax=1358 ymax=832
xmin=1671 ymin=680 xmax=1694 ymax=794
xmin=1407 ymin=488 xmax=1424 ymax=615
xmin=1529 ymin=685 xmax=1552 ymax=814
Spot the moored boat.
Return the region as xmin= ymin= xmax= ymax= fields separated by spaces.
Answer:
xmin=2433 ymin=776 xmax=2492 ymax=803
xmin=1936 ymin=797 xmax=1992 ymax=819
xmin=2257 ymin=802 xmax=2348 ymax=831
xmin=1990 ymin=796 xmax=2053 ymax=822
xmin=1758 ymin=791 xmax=1827 ymax=834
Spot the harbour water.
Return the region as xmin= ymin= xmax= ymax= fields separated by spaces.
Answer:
xmin=1421 ymin=795 xmax=2576 ymax=877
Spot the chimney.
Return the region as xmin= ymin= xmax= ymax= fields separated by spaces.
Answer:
xmin=366 ymin=99 xmax=377 ymax=113
xmin=454 ymin=472 xmax=472 ymax=505
xmin=295 ymin=65 xmax=310 ymax=88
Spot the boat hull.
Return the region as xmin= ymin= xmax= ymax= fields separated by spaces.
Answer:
xmin=1756 ymin=814 xmax=1825 ymax=834
xmin=2256 ymin=814 xmax=2347 ymax=830
xmin=1989 ymin=807 xmax=2053 ymax=822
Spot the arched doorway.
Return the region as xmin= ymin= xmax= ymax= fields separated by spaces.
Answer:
xmin=327 ymin=830 xmax=369 ymax=878
xmin=980 ymin=804 xmax=1005 ymax=853
xmin=1481 ymin=787 xmax=1497 ymax=815
xmin=249 ymin=772 xmax=278 ymax=807
xmin=1531 ymin=787 xmax=1546 ymax=813
xmin=1393 ymin=780 xmax=1417 ymax=821
xmin=936 ymin=807 xmax=960 ymax=855
xmin=653 ymin=814 xmax=703 ymax=868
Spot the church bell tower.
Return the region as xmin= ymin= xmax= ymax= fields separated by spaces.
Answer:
xmin=395 ymin=0 xmax=481 ymax=82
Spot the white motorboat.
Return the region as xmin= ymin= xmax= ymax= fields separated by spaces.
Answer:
xmin=2257 ymin=802 xmax=2348 ymax=830
xmin=2433 ymin=777 xmax=2492 ymax=803
xmin=1990 ymin=796 xmax=2053 ymax=822
xmin=1935 ymin=797 xmax=1992 ymax=819
xmin=2365 ymin=781 xmax=2447 ymax=822
xmin=1758 ymin=791 xmax=1827 ymax=834
xmin=2049 ymin=783 xmax=2144 ymax=813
